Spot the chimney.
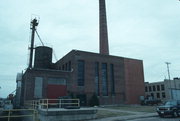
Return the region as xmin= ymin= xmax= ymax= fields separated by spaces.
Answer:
xmin=99 ymin=0 xmax=109 ymax=55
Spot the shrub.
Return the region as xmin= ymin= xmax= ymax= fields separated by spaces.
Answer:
xmin=89 ymin=94 xmax=99 ymax=107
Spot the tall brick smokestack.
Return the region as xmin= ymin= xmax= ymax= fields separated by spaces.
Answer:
xmin=99 ymin=0 xmax=109 ymax=55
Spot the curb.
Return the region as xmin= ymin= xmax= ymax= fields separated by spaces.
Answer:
xmin=113 ymin=114 xmax=158 ymax=121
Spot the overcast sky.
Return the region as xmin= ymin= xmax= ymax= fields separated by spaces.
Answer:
xmin=0 ymin=0 xmax=180 ymax=98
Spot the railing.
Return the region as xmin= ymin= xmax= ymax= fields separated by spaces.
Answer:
xmin=25 ymin=98 xmax=80 ymax=111
xmin=24 ymin=100 xmax=39 ymax=109
xmin=0 ymin=109 xmax=38 ymax=121
xmin=0 ymin=99 xmax=80 ymax=121
xmin=39 ymin=99 xmax=80 ymax=110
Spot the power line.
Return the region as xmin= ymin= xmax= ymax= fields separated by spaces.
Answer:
xmin=35 ymin=30 xmax=44 ymax=46
xmin=53 ymin=49 xmax=58 ymax=62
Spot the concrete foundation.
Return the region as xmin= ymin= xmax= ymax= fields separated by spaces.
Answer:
xmin=38 ymin=108 xmax=97 ymax=121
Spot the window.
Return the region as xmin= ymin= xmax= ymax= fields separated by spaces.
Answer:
xmin=151 ymin=93 xmax=154 ymax=98
xmin=68 ymin=61 xmax=71 ymax=71
xmin=65 ymin=63 xmax=68 ymax=71
xmin=77 ymin=60 xmax=85 ymax=86
xmin=95 ymin=62 xmax=100 ymax=96
xmin=153 ymin=85 xmax=156 ymax=91
xmin=110 ymin=64 xmax=115 ymax=95
xmin=145 ymin=86 xmax=148 ymax=92
xmin=157 ymin=85 xmax=160 ymax=91
xmin=62 ymin=65 xmax=65 ymax=70
xmin=156 ymin=93 xmax=160 ymax=98
xmin=161 ymin=84 xmax=165 ymax=91
xmin=162 ymin=92 xmax=166 ymax=98
xmin=102 ymin=63 xmax=108 ymax=96
xmin=149 ymin=86 xmax=152 ymax=92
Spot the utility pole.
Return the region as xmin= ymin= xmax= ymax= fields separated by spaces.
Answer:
xmin=165 ymin=62 xmax=173 ymax=99
xmin=165 ymin=62 xmax=171 ymax=80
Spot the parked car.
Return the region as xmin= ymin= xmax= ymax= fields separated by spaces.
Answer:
xmin=141 ymin=99 xmax=162 ymax=105
xmin=156 ymin=100 xmax=180 ymax=117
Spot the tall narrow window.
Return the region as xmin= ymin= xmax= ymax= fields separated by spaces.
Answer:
xmin=102 ymin=63 xmax=108 ymax=96
xmin=95 ymin=62 xmax=99 ymax=96
xmin=77 ymin=60 xmax=85 ymax=86
xmin=62 ymin=65 xmax=65 ymax=70
xmin=153 ymin=85 xmax=156 ymax=91
xmin=68 ymin=61 xmax=71 ymax=71
xmin=161 ymin=84 xmax=165 ymax=91
xmin=110 ymin=64 xmax=115 ymax=95
xmin=162 ymin=92 xmax=166 ymax=98
xmin=157 ymin=85 xmax=160 ymax=91
xmin=151 ymin=93 xmax=154 ymax=98
xmin=149 ymin=86 xmax=152 ymax=92
xmin=145 ymin=86 xmax=148 ymax=92
xmin=65 ymin=63 xmax=68 ymax=71
xmin=156 ymin=93 xmax=160 ymax=98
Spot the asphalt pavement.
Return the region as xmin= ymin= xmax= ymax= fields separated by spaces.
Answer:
xmin=90 ymin=107 xmax=159 ymax=121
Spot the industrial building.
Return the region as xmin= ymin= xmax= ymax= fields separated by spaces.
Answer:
xmin=16 ymin=0 xmax=145 ymax=106
xmin=145 ymin=78 xmax=180 ymax=102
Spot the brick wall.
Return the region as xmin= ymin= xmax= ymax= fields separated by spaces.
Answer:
xmin=55 ymin=50 xmax=144 ymax=105
xmin=124 ymin=58 xmax=145 ymax=104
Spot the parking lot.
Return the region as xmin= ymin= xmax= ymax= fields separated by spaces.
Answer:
xmin=91 ymin=105 xmax=180 ymax=121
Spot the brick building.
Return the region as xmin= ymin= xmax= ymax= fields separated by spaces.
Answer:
xmin=19 ymin=49 xmax=145 ymax=106
xmin=17 ymin=0 xmax=145 ymax=106
xmin=55 ymin=50 xmax=145 ymax=104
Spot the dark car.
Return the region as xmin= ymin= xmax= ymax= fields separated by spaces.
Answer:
xmin=156 ymin=100 xmax=180 ymax=117
xmin=141 ymin=99 xmax=161 ymax=105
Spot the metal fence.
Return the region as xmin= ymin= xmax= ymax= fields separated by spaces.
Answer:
xmin=0 ymin=98 xmax=80 ymax=121
xmin=39 ymin=99 xmax=80 ymax=110
xmin=25 ymin=100 xmax=39 ymax=109
xmin=24 ymin=98 xmax=80 ymax=110
xmin=0 ymin=108 xmax=38 ymax=121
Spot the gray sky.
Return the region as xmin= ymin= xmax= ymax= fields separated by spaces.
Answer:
xmin=0 ymin=0 xmax=180 ymax=98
